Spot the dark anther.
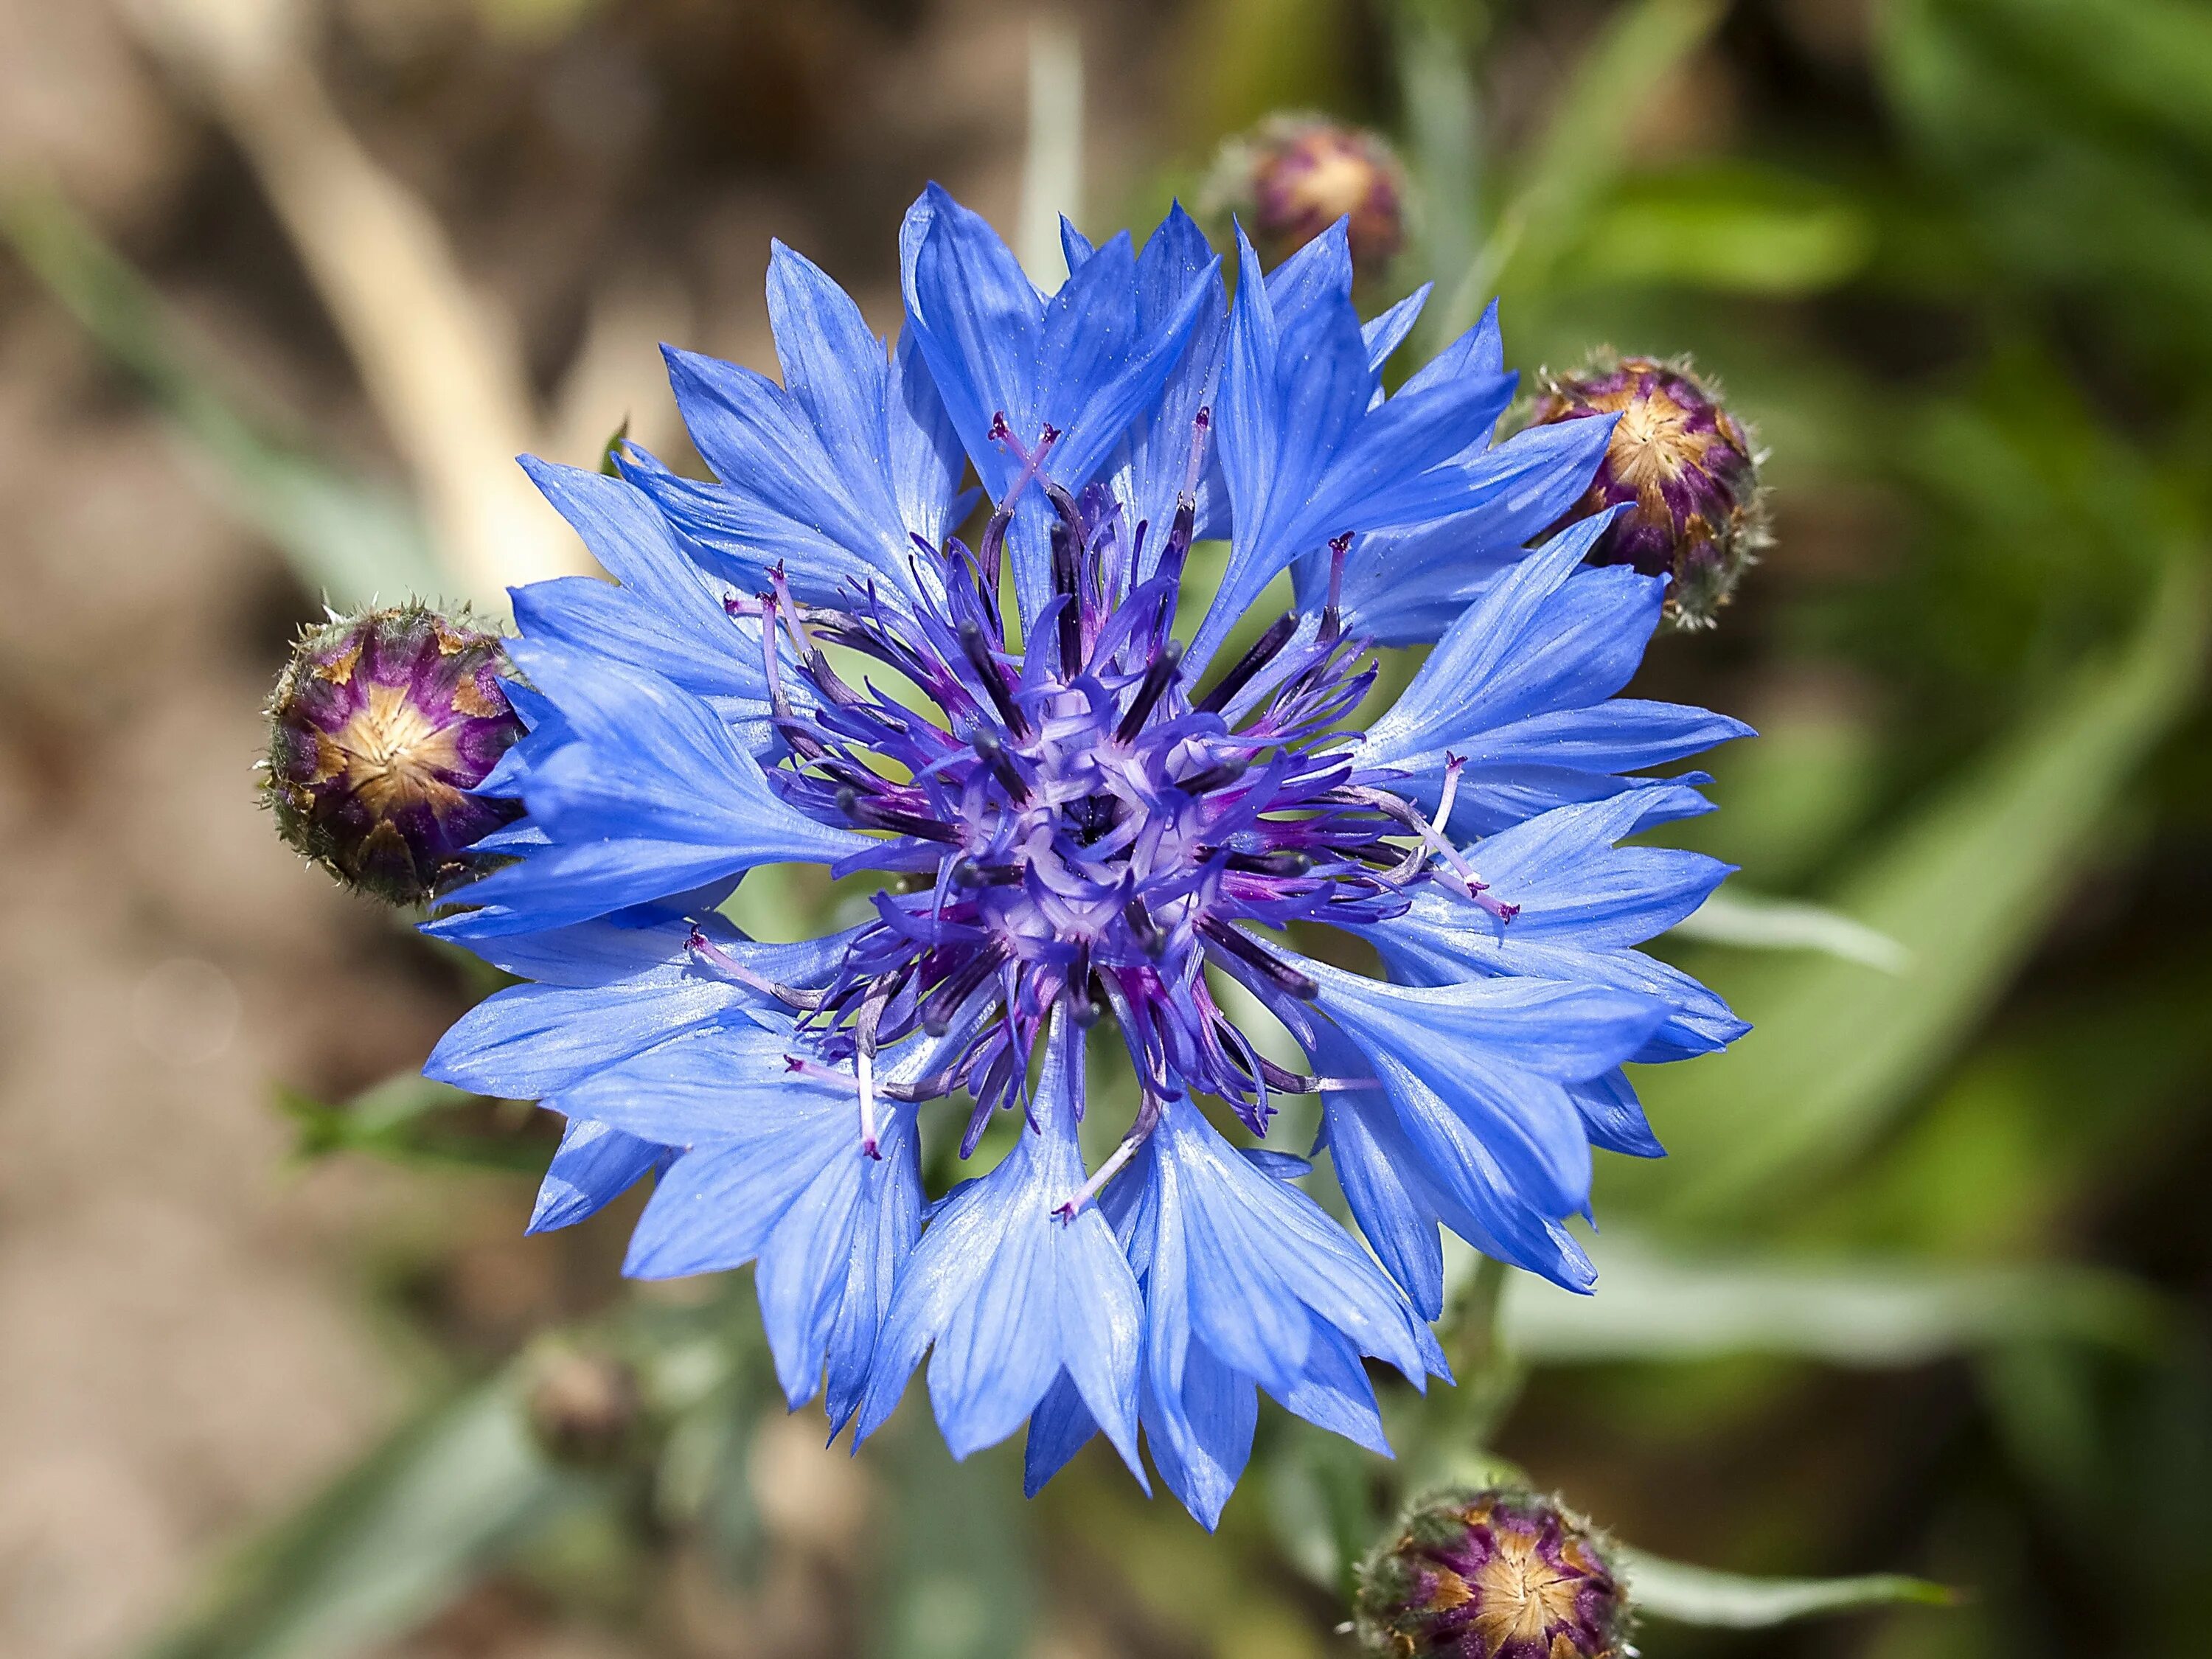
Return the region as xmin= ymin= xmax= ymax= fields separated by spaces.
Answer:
xmin=919 ymin=944 xmax=1007 ymax=1037
xmin=1197 ymin=918 xmax=1319 ymax=1001
xmin=970 ymin=727 xmax=1032 ymax=803
xmin=871 ymin=808 xmax=958 ymax=843
xmin=1123 ymin=897 xmax=1163 ymax=954
xmin=1066 ymin=946 xmax=1095 ymax=1027
xmin=837 ymin=787 xmax=956 ymax=842
xmin=1196 ymin=612 xmax=1299 ymax=713
xmin=1115 ymin=641 xmax=1183 ymax=744
xmin=1174 ymin=757 xmax=1248 ymax=796
xmin=1046 ymin=482 xmax=1087 ymax=678
xmin=1226 ymin=849 xmax=1313 ymax=877
xmin=950 ymin=857 xmax=1023 ymax=888
xmin=958 ymin=619 xmax=1029 ymax=737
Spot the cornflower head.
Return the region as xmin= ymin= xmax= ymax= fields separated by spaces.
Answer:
xmin=425 ymin=187 xmax=1750 ymax=1526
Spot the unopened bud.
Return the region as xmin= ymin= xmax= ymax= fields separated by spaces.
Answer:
xmin=1523 ymin=354 xmax=1768 ymax=630
xmin=262 ymin=604 xmax=522 ymax=905
xmin=525 ymin=1344 xmax=641 ymax=1466
xmin=1354 ymin=1488 xmax=1627 ymax=1659
xmin=1204 ymin=114 xmax=1408 ymax=279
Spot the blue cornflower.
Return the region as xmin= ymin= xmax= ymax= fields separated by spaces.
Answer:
xmin=426 ymin=186 xmax=1750 ymax=1526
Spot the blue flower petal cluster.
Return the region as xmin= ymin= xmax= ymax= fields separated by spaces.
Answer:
xmin=425 ymin=185 xmax=1750 ymax=1527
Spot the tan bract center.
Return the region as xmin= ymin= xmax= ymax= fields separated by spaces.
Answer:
xmin=1467 ymin=1527 xmax=1587 ymax=1653
xmin=326 ymin=681 xmax=469 ymax=815
xmin=1290 ymin=144 xmax=1377 ymax=222
xmin=1576 ymin=382 xmax=1725 ymax=503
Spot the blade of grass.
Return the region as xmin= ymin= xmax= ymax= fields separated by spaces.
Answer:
xmin=1671 ymin=889 xmax=1910 ymax=974
xmin=1439 ymin=0 xmax=1726 ymax=336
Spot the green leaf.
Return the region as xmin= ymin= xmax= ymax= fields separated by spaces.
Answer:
xmin=1620 ymin=555 xmax=2207 ymax=1224
xmin=276 ymin=1072 xmax=549 ymax=1175
xmin=141 ymin=1379 xmax=580 ymax=1659
xmin=1670 ymin=889 xmax=1910 ymax=974
xmin=1500 ymin=1234 xmax=2166 ymax=1366
xmin=1568 ymin=166 xmax=1876 ymax=295
xmin=0 ymin=181 xmax=445 ymax=605
xmin=1618 ymin=1548 xmax=1955 ymax=1627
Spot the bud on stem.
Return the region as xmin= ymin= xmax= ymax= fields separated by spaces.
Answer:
xmin=1203 ymin=114 xmax=1409 ymax=280
xmin=1355 ymin=1488 xmax=1628 ymax=1659
xmin=262 ymin=603 xmax=523 ymax=905
xmin=1521 ymin=353 xmax=1769 ymax=630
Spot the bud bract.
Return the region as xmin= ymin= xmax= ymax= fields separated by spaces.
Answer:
xmin=263 ymin=604 xmax=523 ymax=905
xmin=1204 ymin=114 xmax=1408 ymax=278
xmin=1523 ymin=354 xmax=1767 ymax=629
xmin=1354 ymin=1488 xmax=1627 ymax=1659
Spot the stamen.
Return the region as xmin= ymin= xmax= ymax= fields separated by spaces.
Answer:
xmin=1197 ymin=918 xmax=1318 ymax=1000
xmin=1174 ymin=757 xmax=1248 ymax=796
xmin=1196 ymin=613 xmax=1299 ymax=712
xmin=1046 ymin=486 xmax=1087 ymax=678
xmin=1052 ymin=1093 xmax=1161 ymax=1222
xmin=1319 ymin=532 xmax=1354 ymax=641
xmin=970 ymin=728 xmax=1032 ymax=804
xmin=766 ymin=566 xmax=813 ymax=660
xmin=1114 ymin=641 xmax=1183 ymax=744
xmin=957 ymin=620 xmax=1029 ymax=738
xmin=949 ymin=856 xmax=1024 ymax=888
xmin=685 ymin=925 xmax=824 ymax=1009
xmin=1066 ymin=945 xmax=1096 ymax=1029
xmin=835 ymin=787 xmax=959 ymax=842
xmin=919 ymin=942 xmax=1009 ymax=1036
xmin=1122 ymin=897 xmax=1163 ymax=955
xmin=1224 ymin=848 xmax=1312 ymax=877
xmin=855 ymin=984 xmax=891 ymax=1159
xmin=990 ymin=414 xmax=1062 ymax=486
xmin=1431 ymin=752 xmax=1466 ymax=840
xmin=1182 ymin=406 xmax=1212 ymax=498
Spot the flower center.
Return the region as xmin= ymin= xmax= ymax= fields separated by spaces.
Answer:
xmin=702 ymin=413 xmax=1508 ymax=1183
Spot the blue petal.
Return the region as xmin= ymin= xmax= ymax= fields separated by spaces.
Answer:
xmin=826 ymin=1107 xmax=928 ymax=1433
xmin=1188 ymin=225 xmax=1517 ymax=672
xmin=562 ymin=1021 xmax=839 ymax=1149
xmin=1315 ymin=419 xmax=1618 ymax=643
xmin=425 ymin=974 xmax=754 ymax=1100
xmin=900 ymin=185 xmax=1217 ymax=620
xmin=856 ymin=1009 xmax=1144 ymax=1480
xmin=1361 ymin=283 xmax=1430 ymax=378
xmin=431 ymin=645 xmax=875 ymax=938
xmin=1569 ymin=1069 xmax=1666 ymax=1159
xmin=526 ymin=1119 xmax=667 ymax=1234
xmin=1022 ymin=1371 xmax=1100 ymax=1497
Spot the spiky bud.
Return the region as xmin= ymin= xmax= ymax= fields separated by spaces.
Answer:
xmin=1203 ymin=114 xmax=1408 ymax=278
xmin=262 ymin=604 xmax=522 ymax=905
xmin=1522 ymin=354 xmax=1768 ymax=629
xmin=1354 ymin=1488 xmax=1628 ymax=1659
